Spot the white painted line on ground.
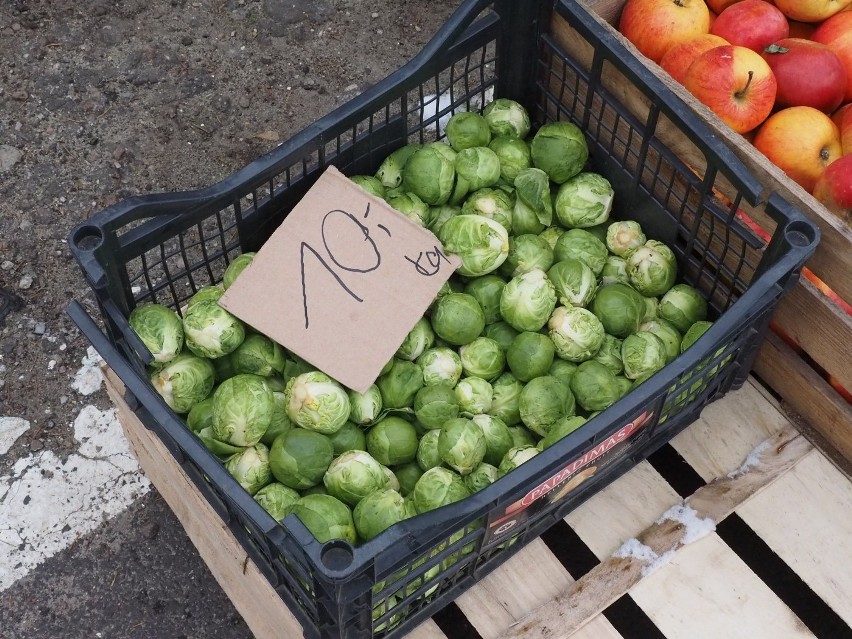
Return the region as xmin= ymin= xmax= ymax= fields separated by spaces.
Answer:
xmin=0 ymin=417 xmax=30 ymax=456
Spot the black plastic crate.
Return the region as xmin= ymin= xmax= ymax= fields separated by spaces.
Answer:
xmin=67 ymin=1 xmax=819 ymax=638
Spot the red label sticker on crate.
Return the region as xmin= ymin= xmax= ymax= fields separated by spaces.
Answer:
xmin=219 ymin=165 xmax=460 ymax=393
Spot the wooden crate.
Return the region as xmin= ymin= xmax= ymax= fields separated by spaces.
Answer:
xmin=103 ymin=365 xmax=852 ymax=639
xmin=550 ymin=3 xmax=852 ymax=468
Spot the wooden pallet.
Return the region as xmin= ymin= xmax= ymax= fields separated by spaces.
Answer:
xmin=102 ymin=367 xmax=852 ymax=639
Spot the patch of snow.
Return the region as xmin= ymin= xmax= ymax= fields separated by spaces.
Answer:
xmin=642 ymin=549 xmax=677 ymax=577
xmin=613 ymin=537 xmax=658 ymax=563
xmin=656 ymin=503 xmax=716 ymax=545
xmin=419 ymin=86 xmax=495 ymax=135
xmin=727 ymin=440 xmax=771 ymax=478
xmin=71 ymin=346 xmax=105 ymax=395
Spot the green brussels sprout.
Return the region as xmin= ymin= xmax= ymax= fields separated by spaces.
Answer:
xmin=554 ymin=172 xmax=614 ymax=228
xmin=508 ymin=426 xmax=538 ymax=449
xmin=269 ymin=428 xmax=334 ymax=490
xmin=464 ymin=462 xmax=500 ymax=492
xmin=396 ymin=317 xmax=435 ymax=362
xmin=392 ymin=462 xmax=424 ymax=497
xmin=455 ymin=147 xmax=502 ymax=192
xmin=350 ymin=175 xmax=386 ymax=199
xmin=462 ymin=188 xmax=514 ymax=232
xmin=438 ymin=417 xmax=486 ymax=475
xmin=548 ymin=305 xmax=606 ymax=363
xmin=376 ymin=144 xmax=421 ymax=189
xmin=129 ymin=303 xmax=184 ymax=364
xmin=642 ymin=296 xmax=659 ymax=323
xmin=266 ymin=375 xmax=287 ymax=393
xmin=182 ymin=299 xmax=245 ymax=359
xmin=366 ymin=417 xmax=419 ymax=466
xmin=413 ymin=467 xmax=471 ymax=513
xmin=488 ymin=136 xmax=532 ymax=183
xmin=231 ymin=333 xmax=286 ymax=377
xmin=381 ymin=464 xmax=401 ymax=493
xmin=530 ymin=121 xmax=589 ymax=184
xmin=414 ymin=384 xmax=461 ymax=429
xmin=498 ymin=445 xmax=539 ymax=476
xmin=302 ymin=484 xmax=330 ymax=498
xmin=430 ymin=292 xmax=486 ymax=346
xmin=150 ymin=352 xmax=216 ymax=414
xmin=591 ymin=333 xmax=624 ymax=375
xmin=402 ymin=496 xmax=419 ymax=520
xmin=416 ymin=429 xmax=443 ymax=471
xmin=225 ymin=443 xmax=272 ymax=495
xmin=499 ymin=269 xmax=557 ymax=332
xmin=323 ymin=450 xmax=390 ymax=506
xmin=428 ymin=204 xmax=460 ymax=236
xmin=483 ymin=321 xmax=520 ymax=352
xmin=553 ymin=229 xmax=608 ymax=276
xmin=614 ymin=375 xmax=634 ymax=398
xmin=211 ymin=374 xmax=275 ymax=446
xmin=253 ymin=482 xmax=300 ymax=520
xmin=547 ymin=259 xmax=598 ymax=308
xmin=439 ymin=213 xmax=510 ymax=278
xmin=459 ymin=337 xmax=506 ymax=380
xmin=353 ymin=488 xmax=407 ymax=541
xmin=186 ymin=396 xmax=215 ymax=433
xmin=488 ymin=372 xmax=524 ymax=426
xmin=548 ymin=359 xmax=579 ymax=386
xmin=464 ymin=275 xmax=508 ymax=326
xmin=501 ymin=234 xmax=554 ymax=278
xmin=327 ymin=421 xmax=367 ymax=455
xmin=454 ymin=376 xmax=493 ymax=415
xmin=539 ymin=226 xmax=565 ymax=250
xmin=601 ymin=255 xmax=630 ymax=286
xmin=446 ymin=112 xmax=491 ymax=151
xmin=347 ymin=385 xmax=383 ymax=426
xmin=506 ymin=331 xmax=555 ymax=382
xmin=402 ymin=146 xmax=456 ymax=205
xmin=470 ymin=413 xmax=514 ymax=468
xmin=187 ymin=285 xmax=224 ymax=308
xmin=659 ymin=284 xmax=708 ymax=333
xmin=417 ymin=347 xmax=463 ymax=387
xmin=569 ymin=360 xmax=622 ymax=412
xmin=626 ymin=241 xmax=678 ymax=297
xmin=584 ymin=221 xmax=610 ymax=243
xmin=606 ymin=221 xmax=646 ymax=257
xmin=519 ymin=375 xmax=576 ymax=437
xmin=284 ymin=371 xmax=350 ymax=435
xmin=289 ymin=494 xmax=356 ymax=544
xmin=261 ymin=391 xmax=292 ymax=446
xmin=513 ymin=168 xmax=553 ymax=232
xmin=681 ymin=320 xmax=713 ymax=352
xmin=591 ymin=283 xmax=647 ymax=338
xmin=197 ymin=427 xmax=246 ymax=458
xmin=222 ymin=252 xmax=256 ymax=289
xmin=483 ymin=98 xmax=531 ymax=138
xmin=538 ymin=416 xmax=587 ymax=450
xmin=376 ymin=359 xmax=424 ymax=409
xmin=386 ymin=191 xmax=431 ymax=227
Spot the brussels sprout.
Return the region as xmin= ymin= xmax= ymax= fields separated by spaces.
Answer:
xmin=222 ymin=252 xmax=256 ymax=289
xmin=446 ymin=111 xmax=491 ymax=151
xmin=376 ymin=144 xmax=421 ymax=189
xmin=569 ymin=360 xmax=621 ymax=412
xmin=367 ymin=417 xmax=419 ymax=466
xmin=547 ymin=259 xmax=598 ymax=308
xmin=376 ymin=359 xmax=424 ymax=409
xmin=401 ymin=146 xmax=456 ymax=205
xmin=465 ymin=462 xmax=500 ymax=492
xmin=353 ymin=488 xmax=407 ymax=541
xmin=428 ymin=204 xmax=460 ymax=236
xmin=483 ymin=98 xmax=531 ymax=138
xmin=642 ymin=296 xmax=659 ymax=323
xmin=506 ymin=331 xmax=555 ymax=382
xmin=462 ymin=188 xmax=514 ymax=232
xmin=508 ymin=426 xmax=538 ymax=449
xmin=585 ymin=221 xmax=610 ymax=244
xmin=606 ymin=221 xmax=646 ymax=257
xmin=197 ymin=427 xmax=246 ymax=458
xmin=530 ymin=121 xmax=589 ymax=184
xmin=591 ymin=283 xmax=647 ymax=338
xmin=350 ymin=175 xmax=386 ymax=199
xmin=327 ymin=421 xmax=367 ymax=455
xmin=498 ymin=446 xmax=539 ymax=476
xmin=513 ymin=168 xmax=553 ymax=231
xmin=614 ymin=375 xmax=634 ymax=398
xmin=538 ymin=416 xmax=587 ymax=450
xmin=347 ymin=385 xmax=383 ymax=426
xmin=231 ymin=333 xmax=286 ymax=377
xmin=393 ymin=462 xmax=424 ymax=497
xmin=381 ymin=464 xmax=401 ymax=493
xmin=591 ymin=334 xmax=624 ymax=375
xmin=659 ymin=284 xmax=709 ymax=333
xmin=455 ymin=147 xmax=502 ymax=192
xmin=483 ymin=321 xmax=520 ymax=352
xmin=519 ymin=375 xmax=575 ymax=437
xmin=187 ymin=285 xmax=224 ymax=308
xmin=261 ymin=391 xmax=292 ymax=446
xmin=501 ymin=234 xmax=554 ymax=278
xmin=464 ymin=275 xmax=508 ymax=326
xmin=470 ymin=413 xmax=514 ymax=468
xmin=129 ymin=303 xmax=184 ymax=364
xmin=489 ymin=136 xmax=532 ymax=183
xmin=254 ymin=482 xmax=301 ymax=520
xmin=499 ymin=269 xmax=557 ymax=332
xmin=554 ymin=172 xmax=614 ymax=228
xmin=553 ymin=229 xmax=608 ymax=276
xmin=681 ymin=320 xmax=713 ymax=352
xmin=454 ymin=376 xmax=493 ymax=415
xmin=289 ymin=494 xmax=356 ymax=544
xmin=386 ymin=192 xmax=431 ymax=227
xmin=539 ymin=226 xmax=565 ymax=250
xmin=322 ymin=450 xmax=390 ymax=506
xmin=266 ymin=375 xmax=287 ymax=393
xmin=417 ymin=347 xmax=463 ymax=387
xmin=402 ymin=496 xmax=419 ymax=520
xmin=284 ymin=371 xmax=350 ymax=435
xmin=416 ymin=429 xmax=443 ymax=471
xmin=282 ymin=354 xmax=314 ymax=382
xmin=438 ymin=417 xmax=486 ymax=475
xmin=269 ymin=428 xmax=334 ymax=490
xmin=413 ymin=467 xmax=471 ymax=513
xmin=459 ymin=337 xmax=506 ymax=380
xmin=430 ymin=292 xmax=486 ymax=346
xmin=225 ymin=443 xmax=272 ymax=495
xmin=626 ymin=241 xmax=678 ymax=297
xmin=414 ymin=384 xmax=461 ymax=429
xmin=601 ymin=255 xmax=630 ymax=286
xmin=548 ymin=359 xmax=579 ymax=386
xmin=439 ymin=214 xmax=510 ymax=278
xmin=396 ymin=317 xmax=435 ymax=362
xmin=150 ymin=352 xmax=216 ymax=415
xmin=186 ymin=396 xmax=215 ymax=433
xmin=182 ymin=299 xmax=246 ymax=359
xmin=305 ymin=484 xmax=332 ymax=497
xmin=488 ymin=372 xmax=524 ymax=426
xmin=548 ymin=305 xmax=606 ymax=363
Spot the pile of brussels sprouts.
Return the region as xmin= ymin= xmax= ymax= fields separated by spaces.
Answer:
xmin=129 ymin=98 xmax=715 ymax=549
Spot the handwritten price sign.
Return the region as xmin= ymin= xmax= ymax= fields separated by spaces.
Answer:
xmin=220 ymin=166 xmax=460 ymax=392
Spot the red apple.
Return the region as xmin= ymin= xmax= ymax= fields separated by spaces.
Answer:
xmin=710 ymin=0 xmax=789 ymax=52
xmin=753 ymin=106 xmax=842 ymax=192
xmin=706 ymin=0 xmax=741 ymax=14
xmin=812 ymin=12 xmax=852 ymax=103
xmin=683 ymin=45 xmax=777 ymax=133
xmin=774 ymin=0 xmax=851 ymax=23
xmin=813 ymin=155 xmax=852 ymax=223
xmin=762 ymin=39 xmax=847 ymax=113
xmin=618 ymin=0 xmax=711 ymax=64
xmin=831 ymin=103 xmax=852 ymax=154
xmin=660 ymin=34 xmax=729 ymax=84
xmin=787 ymin=20 xmax=817 ymax=39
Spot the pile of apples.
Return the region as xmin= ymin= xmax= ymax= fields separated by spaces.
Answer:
xmin=617 ymin=0 xmax=851 ymax=222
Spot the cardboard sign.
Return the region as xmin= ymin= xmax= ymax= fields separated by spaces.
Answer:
xmin=220 ymin=166 xmax=460 ymax=392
